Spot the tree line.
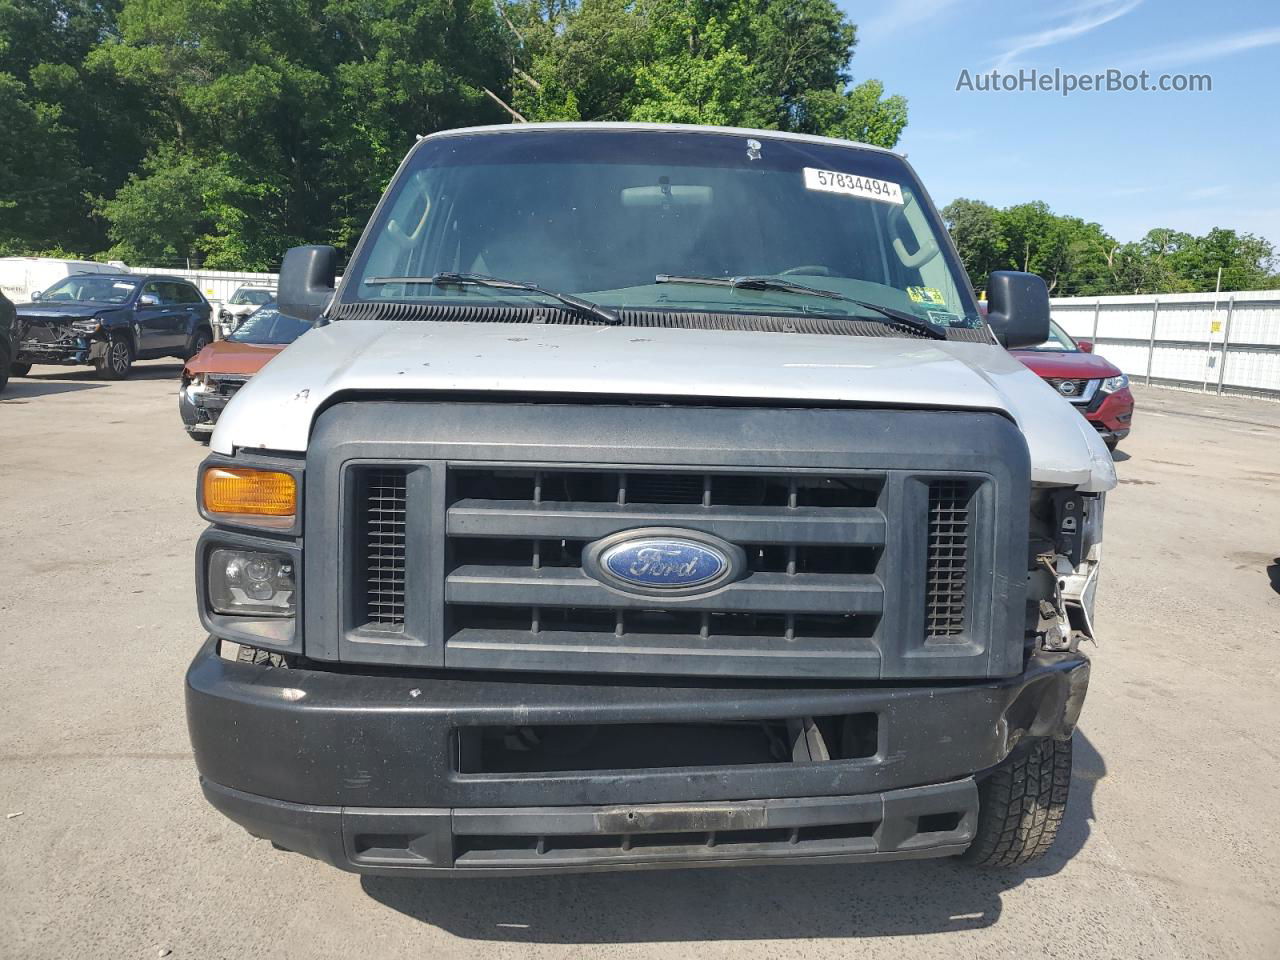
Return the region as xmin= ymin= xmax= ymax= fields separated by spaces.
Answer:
xmin=3 ymin=1 xmax=1274 ymax=295
xmin=0 ymin=0 xmax=906 ymax=268
xmin=943 ymin=199 xmax=1280 ymax=297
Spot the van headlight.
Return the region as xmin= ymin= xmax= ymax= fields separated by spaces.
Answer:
xmin=185 ymin=373 xmax=210 ymax=397
xmin=209 ymin=548 xmax=296 ymax=617
xmin=71 ymin=318 xmax=102 ymax=334
xmin=1099 ymin=374 xmax=1129 ymax=393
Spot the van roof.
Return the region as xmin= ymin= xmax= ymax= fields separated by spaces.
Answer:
xmin=417 ymin=122 xmax=902 ymax=158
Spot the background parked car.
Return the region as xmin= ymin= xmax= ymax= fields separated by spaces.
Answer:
xmin=1011 ymin=319 xmax=1134 ymax=450
xmin=0 ymin=256 xmax=128 ymax=305
xmin=11 ymin=274 xmax=213 ymax=380
xmin=216 ymin=285 xmax=276 ymax=338
xmin=0 ymin=289 xmax=14 ymax=393
xmin=178 ymin=303 xmax=311 ymax=442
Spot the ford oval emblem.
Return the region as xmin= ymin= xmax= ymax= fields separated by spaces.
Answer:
xmin=583 ymin=528 xmax=745 ymax=595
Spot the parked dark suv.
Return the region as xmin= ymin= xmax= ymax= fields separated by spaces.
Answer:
xmin=11 ymin=274 xmax=214 ymax=380
xmin=0 ymin=289 xmax=14 ymax=393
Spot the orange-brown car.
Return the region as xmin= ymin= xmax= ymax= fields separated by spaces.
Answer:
xmin=178 ymin=303 xmax=312 ymax=443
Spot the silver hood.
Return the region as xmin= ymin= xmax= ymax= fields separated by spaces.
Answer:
xmin=211 ymin=320 xmax=1117 ymax=491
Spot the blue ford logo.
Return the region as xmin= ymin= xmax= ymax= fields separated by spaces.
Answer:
xmin=584 ymin=529 xmax=745 ymax=594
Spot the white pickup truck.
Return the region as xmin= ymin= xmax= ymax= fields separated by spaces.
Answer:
xmin=185 ymin=123 xmax=1114 ymax=877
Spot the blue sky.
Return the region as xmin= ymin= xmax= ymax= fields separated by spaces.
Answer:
xmin=841 ymin=0 xmax=1280 ymax=243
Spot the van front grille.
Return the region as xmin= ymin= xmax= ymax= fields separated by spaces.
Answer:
xmin=361 ymin=468 xmax=408 ymax=629
xmin=925 ymin=479 xmax=973 ymax=639
xmin=318 ymin=400 xmax=1027 ymax=680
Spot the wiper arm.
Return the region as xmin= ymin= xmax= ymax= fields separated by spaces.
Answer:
xmin=364 ymin=272 xmax=620 ymax=325
xmin=655 ymin=274 xmax=947 ymax=339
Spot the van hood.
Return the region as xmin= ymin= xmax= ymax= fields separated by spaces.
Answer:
xmin=211 ymin=320 xmax=1116 ymax=491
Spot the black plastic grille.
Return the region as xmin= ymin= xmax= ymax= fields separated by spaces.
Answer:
xmin=444 ymin=468 xmax=885 ymax=652
xmin=331 ymin=300 xmax=992 ymax=342
xmin=208 ymin=374 xmax=249 ymax=399
xmin=925 ymin=480 xmax=972 ymax=639
xmin=362 ymin=468 xmax=408 ymax=629
xmin=1046 ymin=377 xmax=1093 ymax=403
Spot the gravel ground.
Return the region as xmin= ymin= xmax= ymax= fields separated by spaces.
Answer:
xmin=1 ymin=364 xmax=1277 ymax=960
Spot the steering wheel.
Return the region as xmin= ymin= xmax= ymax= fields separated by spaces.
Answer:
xmin=777 ymin=265 xmax=832 ymax=276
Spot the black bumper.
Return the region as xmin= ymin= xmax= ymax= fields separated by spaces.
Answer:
xmin=178 ymin=387 xmax=227 ymax=434
xmin=186 ymin=639 xmax=1089 ymax=875
xmin=16 ymin=337 xmax=103 ymax=366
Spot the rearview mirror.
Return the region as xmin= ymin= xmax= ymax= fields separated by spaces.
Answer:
xmin=279 ymin=245 xmax=338 ymax=322
xmin=1076 ymin=339 xmax=1094 ymax=353
xmin=986 ymin=271 xmax=1050 ymax=349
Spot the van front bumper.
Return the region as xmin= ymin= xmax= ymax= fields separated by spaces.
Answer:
xmin=186 ymin=638 xmax=1089 ymax=875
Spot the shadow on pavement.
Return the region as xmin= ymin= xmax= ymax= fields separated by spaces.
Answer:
xmin=2 ymin=379 xmax=108 ymax=400
xmin=19 ymin=361 xmax=185 ymax=384
xmin=362 ymin=732 xmax=1105 ymax=942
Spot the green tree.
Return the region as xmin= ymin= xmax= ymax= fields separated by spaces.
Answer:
xmin=0 ymin=0 xmax=144 ymax=256
xmin=941 ymin=198 xmax=1003 ymax=293
xmin=507 ymin=0 xmax=908 ymax=147
xmin=92 ymin=0 xmax=510 ymax=267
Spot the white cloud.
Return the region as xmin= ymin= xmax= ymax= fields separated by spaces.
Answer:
xmin=860 ymin=0 xmax=967 ymax=43
xmin=1188 ymin=184 xmax=1231 ymax=200
xmin=1125 ymin=26 xmax=1280 ymax=70
xmin=991 ymin=0 xmax=1143 ymax=69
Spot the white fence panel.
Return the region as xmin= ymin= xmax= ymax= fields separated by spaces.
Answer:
xmin=1050 ymin=290 xmax=1280 ymax=400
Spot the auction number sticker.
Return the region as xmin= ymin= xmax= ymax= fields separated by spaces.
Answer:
xmin=803 ymin=167 xmax=903 ymax=205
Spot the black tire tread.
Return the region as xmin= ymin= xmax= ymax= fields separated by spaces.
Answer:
xmin=963 ymin=737 xmax=1072 ymax=867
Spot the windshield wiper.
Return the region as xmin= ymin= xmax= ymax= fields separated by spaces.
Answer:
xmin=655 ymin=274 xmax=947 ymax=340
xmin=364 ymin=272 xmax=620 ymax=325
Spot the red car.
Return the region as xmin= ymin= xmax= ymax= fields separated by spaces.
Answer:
xmin=1010 ymin=320 xmax=1133 ymax=450
xmin=178 ymin=303 xmax=312 ymax=443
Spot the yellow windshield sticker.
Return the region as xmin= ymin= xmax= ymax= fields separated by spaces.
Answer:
xmin=907 ymin=286 xmax=946 ymax=306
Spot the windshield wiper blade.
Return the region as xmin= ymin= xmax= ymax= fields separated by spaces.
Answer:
xmin=655 ymin=274 xmax=947 ymax=339
xmin=364 ymin=272 xmax=620 ymax=325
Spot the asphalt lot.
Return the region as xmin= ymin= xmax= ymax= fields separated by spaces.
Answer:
xmin=1 ymin=362 xmax=1278 ymax=959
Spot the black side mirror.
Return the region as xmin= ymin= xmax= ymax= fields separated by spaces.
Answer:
xmin=986 ymin=271 xmax=1051 ymax=349
xmin=279 ymin=244 xmax=338 ymax=322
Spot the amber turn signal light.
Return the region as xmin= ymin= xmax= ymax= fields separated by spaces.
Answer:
xmin=202 ymin=467 xmax=296 ymax=528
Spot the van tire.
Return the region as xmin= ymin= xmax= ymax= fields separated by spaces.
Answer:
xmin=962 ymin=736 xmax=1072 ymax=867
xmin=10 ymin=361 xmax=31 ymax=378
xmin=94 ymin=335 xmax=133 ymax=380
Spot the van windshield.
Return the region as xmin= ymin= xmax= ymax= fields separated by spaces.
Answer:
xmin=341 ymin=129 xmax=982 ymax=328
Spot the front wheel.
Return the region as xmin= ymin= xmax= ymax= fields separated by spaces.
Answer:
xmin=94 ymin=335 xmax=133 ymax=380
xmin=962 ymin=737 xmax=1072 ymax=867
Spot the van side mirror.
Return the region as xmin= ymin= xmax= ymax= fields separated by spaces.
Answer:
xmin=1076 ymin=339 xmax=1094 ymax=353
xmin=279 ymin=245 xmax=338 ymax=322
xmin=31 ymin=290 xmax=42 ymax=301
xmin=137 ymin=293 xmax=160 ymax=307
xmin=986 ymin=271 xmax=1051 ymax=349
